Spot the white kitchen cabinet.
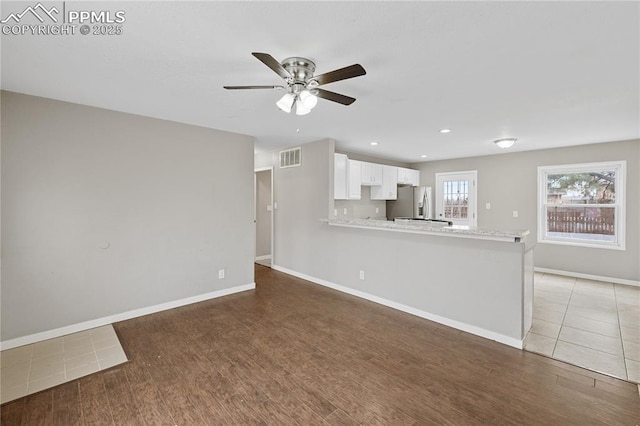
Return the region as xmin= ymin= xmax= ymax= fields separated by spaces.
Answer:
xmin=360 ymin=162 xmax=383 ymax=186
xmin=407 ymin=168 xmax=420 ymax=186
xmin=348 ymin=160 xmax=362 ymax=199
xmin=334 ymin=153 xmax=348 ymax=200
xmin=371 ymin=165 xmax=398 ymax=200
xmin=335 ymin=155 xmax=364 ymax=200
xmin=398 ymin=167 xmax=420 ymax=186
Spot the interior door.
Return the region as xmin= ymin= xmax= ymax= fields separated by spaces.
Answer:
xmin=254 ymin=168 xmax=273 ymax=267
xmin=435 ymin=171 xmax=477 ymax=226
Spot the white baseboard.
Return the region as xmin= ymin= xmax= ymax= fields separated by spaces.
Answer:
xmin=271 ymin=264 xmax=523 ymax=349
xmin=255 ymin=255 xmax=272 ymax=261
xmin=0 ymin=283 xmax=255 ymax=351
xmin=535 ymin=267 xmax=639 ymax=287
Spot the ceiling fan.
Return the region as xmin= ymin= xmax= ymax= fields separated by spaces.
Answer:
xmin=224 ymin=52 xmax=366 ymax=115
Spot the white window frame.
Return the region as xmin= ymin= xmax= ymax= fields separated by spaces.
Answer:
xmin=537 ymin=161 xmax=626 ymax=250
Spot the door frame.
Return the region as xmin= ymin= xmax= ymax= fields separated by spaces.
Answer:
xmin=435 ymin=170 xmax=478 ymax=227
xmin=254 ymin=167 xmax=274 ymax=265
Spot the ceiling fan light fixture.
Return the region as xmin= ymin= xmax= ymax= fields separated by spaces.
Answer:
xmin=299 ymin=90 xmax=318 ymax=109
xmin=276 ymin=93 xmax=295 ymax=113
xmin=494 ymin=138 xmax=517 ymax=148
xmin=295 ymin=100 xmax=311 ymax=116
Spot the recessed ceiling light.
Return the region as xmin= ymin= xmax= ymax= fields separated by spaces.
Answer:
xmin=370 ymin=142 xmax=379 ymax=146
xmin=439 ymin=129 xmax=451 ymax=134
xmin=494 ymin=138 xmax=517 ymax=149
xmin=420 ymin=154 xmax=428 ymax=158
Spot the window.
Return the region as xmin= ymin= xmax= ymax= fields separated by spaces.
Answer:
xmin=435 ymin=171 xmax=477 ymax=226
xmin=538 ymin=161 xmax=625 ymax=250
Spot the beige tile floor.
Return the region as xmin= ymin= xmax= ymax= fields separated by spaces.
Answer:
xmin=524 ymin=273 xmax=639 ymax=383
xmin=0 ymin=325 xmax=127 ymax=404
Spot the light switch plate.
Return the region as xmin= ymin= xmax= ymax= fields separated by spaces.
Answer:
xmin=485 ymin=203 xmax=491 ymax=210
xmin=512 ymin=210 xmax=519 ymax=218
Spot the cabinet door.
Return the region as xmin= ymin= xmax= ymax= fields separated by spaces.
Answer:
xmin=370 ymin=163 xmax=383 ymax=185
xmin=348 ymin=160 xmax=362 ymax=200
xmin=397 ymin=167 xmax=408 ymax=184
xmin=371 ymin=165 xmax=398 ymax=200
xmin=408 ymin=169 xmax=420 ymax=186
xmin=361 ymin=162 xmax=383 ymax=186
xmin=334 ymin=153 xmax=348 ymax=199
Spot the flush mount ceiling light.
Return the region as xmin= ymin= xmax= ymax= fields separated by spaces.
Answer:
xmin=420 ymin=154 xmax=428 ymax=158
xmin=440 ymin=129 xmax=451 ymax=134
xmin=494 ymin=138 xmax=517 ymax=148
xmin=370 ymin=141 xmax=379 ymax=146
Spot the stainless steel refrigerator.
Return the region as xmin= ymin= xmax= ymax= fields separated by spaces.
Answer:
xmin=386 ymin=186 xmax=432 ymax=220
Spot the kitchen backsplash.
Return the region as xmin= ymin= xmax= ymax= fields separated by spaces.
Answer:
xmin=334 ymin=187 xmax=387 ymax=220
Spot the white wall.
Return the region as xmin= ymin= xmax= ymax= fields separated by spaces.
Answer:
xmin=1 ymin=91 xmax=256 ymax=343
xmin=411 ymin=140 xmax=640 ymax=282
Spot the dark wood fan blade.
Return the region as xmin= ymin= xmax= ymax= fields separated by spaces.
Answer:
xmin=224 ymin=85 xmax=284 ymax=90
xmin=315 ymin=88 xmax=356 ymax=105
xmin=313 ymin=64 xmax=366 ymax=86
xmin=252 ymin=52 xmax=292 ymax=80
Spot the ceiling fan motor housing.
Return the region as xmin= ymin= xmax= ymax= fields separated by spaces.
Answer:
xmin=281 ymin=57 xmax=316 ymax=85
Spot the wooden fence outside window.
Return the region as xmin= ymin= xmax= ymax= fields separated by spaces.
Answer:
xmin=546 ymin=207 xmax=615 ymax=235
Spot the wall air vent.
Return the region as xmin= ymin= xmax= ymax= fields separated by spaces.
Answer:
xmin=279 ymin=147 xmax=301 ymax=168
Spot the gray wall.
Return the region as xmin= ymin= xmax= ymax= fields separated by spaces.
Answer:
xmin=271 ymin=139 xmax=335 ymax=274
xmin=1 ymin=91 xmax=256 ymax=341
xmin=255 ymin=169 xmax=272 ymax=257
xmin=266 ymin=138 xmax=529 ymax=343
xmin=411 ymin=140 xmax=640 ymax=282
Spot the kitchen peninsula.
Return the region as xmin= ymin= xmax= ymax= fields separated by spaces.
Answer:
xmin=318 ymin=218 xmax=534 ymax=349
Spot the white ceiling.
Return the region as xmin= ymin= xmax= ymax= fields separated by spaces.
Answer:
xmin=2 ymin=1 xmax=638 ymax=162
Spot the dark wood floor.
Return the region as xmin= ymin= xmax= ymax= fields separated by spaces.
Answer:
xmin=2 ymin=265 xmax=639 ymax=425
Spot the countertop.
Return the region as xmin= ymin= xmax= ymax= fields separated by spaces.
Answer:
xmin=324 ymin=218 xmax=530 ymax=243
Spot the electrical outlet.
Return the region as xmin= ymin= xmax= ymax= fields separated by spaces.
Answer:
xmin=334 ymin=208 xmax=338 ymax=216
xmin=218 ymin=269 xmax=225 ymax=279
xmin=359 ymin=270 xmax=365 ymax=280
xmin=512 ymin=210 xmax=519 ymax=218
xmin=375 ymin=207 xmax=379 ymax=214
xmin=343 ymin=208 xmax=348 ymax=215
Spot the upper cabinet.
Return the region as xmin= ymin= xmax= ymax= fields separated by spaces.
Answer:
xmin=335 ymin=153 xmax=419 ymax=200
xmin=334 ymin=154 xmax=362 ymax=200
xmin=360 ymin=162 xmax=383 ymax=186
xmin=334 ymin=153 xmax=348 ymax=200
xmin=397 ymin=167 xmax=420 ymax=186
xmin=371 ymin=165 xmax=398 ymax=200
xmin=348 ymin=160 xmax=362 ymax=200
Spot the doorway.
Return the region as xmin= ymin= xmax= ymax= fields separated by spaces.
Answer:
xmin=255 ymin=168 xmax=273 ymax=267
xmin=435 ymin=170 xmax=477 ymax=226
